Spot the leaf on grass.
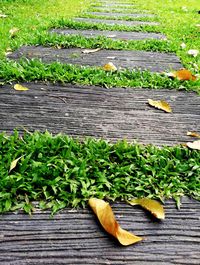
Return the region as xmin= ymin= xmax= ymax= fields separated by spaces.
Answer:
xmin=89 ymin=198 xmax=142 ymax=246
xmin=82 ymin=48 xmax=101 ymax=54
xmin=0 ymin=14 xmax=7 ymax=18
xmin=187 ymin=131 xmax=200 ymax=138
xmin=128 ymin=198 xmax=165 ymax=220
xmin=188 ymin=49 xmax=199 ymax=57
xmin=180 ymin=43 xmax=186 ymax=49
xmin=9 ymin=156 xmax=23 ymax=172
xmin=9 ymin=27 xmax=19 ymax=37
xmin=148 ymin=99 xmax=172 ymax=113
xmin=186 ymin=140 xmax=200 ymax=150
xmin=102 ymin=62 xmax=117 ymax=71
xmin=165 ymin=69 xmax=197 ymax=81
xmin=14 ymin=84 xmax=29 ymax=91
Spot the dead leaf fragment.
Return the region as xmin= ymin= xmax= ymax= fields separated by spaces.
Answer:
xmin=187 ymin=131 xmax=200 ymax=138
xmin=9 ymin=27 xmax=19 ymax=37
xmin=102 ymin=62 xmax=117 ymax=71
xmin=188 ymin=49 xmax=199 ymax=57
xmin=89 ymin=198 xmax=142 ymax=246
xmin=0 ymin=14 xmax=7 ymax=18
xmin=82 ymin=48 xmax=101 ymax=54
xmin=166 ymin=69 xmax=197 ymax=81
xmin=14 ymin=84 xmax=29 ymax=91
xmin=186 ymin=140 xmax=200 ymax=150
xmin=9 ymin=156 xmax=23 ymax=172
xmin=148 ymin=99 xmax=172 ymax=113
xmin=128 ymin=198 xmax=165 ymax=220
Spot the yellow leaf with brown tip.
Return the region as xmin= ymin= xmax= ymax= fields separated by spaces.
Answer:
xmin=187 ymin=131 xmax=200 ymax=138
xmin=128 ymin=198 xmax=165 ymax=220
xmin=14 ymin=84 xmax=29 ymax=91
xmin=89 ymin=198 xmax=142 ymax=246
xmin=148 ymin=99 xmax=172 ymax=113
xmin=186 ymin=140 xmax=200 ymax=150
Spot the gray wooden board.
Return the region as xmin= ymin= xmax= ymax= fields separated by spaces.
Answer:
xmin=0 ymin=83 xmax=199 ymax=146
xmin=85 ymin=11 xmax=154 ymax=18
xmin=74 ymin=17 xmax=159 ymax=26
xmin=51 ymin=28 xmax=166 ymax=40
xmin=8 ymin=46 xmax=182 ymax=73
xmin=90 ymin=6 xmax=140 ymax=13
xmin=92 ymin=3 xmax=136 ymax=8
xmin=0 ymin=197 xmax=199 ymax=265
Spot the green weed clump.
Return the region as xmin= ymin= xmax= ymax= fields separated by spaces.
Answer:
xmin=0 ymin=131 xmax=199 ymax=214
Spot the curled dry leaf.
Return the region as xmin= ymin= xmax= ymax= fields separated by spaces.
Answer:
xmin=9 ymin=27 xmax=19 ymax=37
xmin=188 ymin=49 xmax=199 ymax=57
xmin=148 ymin=99 xmax=172 ymax=113
xmin=14 ymin=84 xmax=29 ymax=91
xmin=128 ymin=198 xmax=165 ymax=220
xmin=82 ymin=48 xmax=101 ymax=54
xmin=166 ymin=69 xmax=197 ymax=81
xmin=187 ymin=131 xmax=200 ymax=138
xmin=186 ymin=140 xmax=200 ymax=150
xmin=102 ymin=62 xmax=117 ymax=71
xmin=89 ymin=198 xmax=142 ymax=246
xmin=9 ymin=156 xmax=23 ymax=173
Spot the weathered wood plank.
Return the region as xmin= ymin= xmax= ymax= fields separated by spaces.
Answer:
xmin=51 ymin=28 xmax=166 ymax=40
xmin=0 ymin=83 xmax=199 ymax=146
xmin=0 ymin=197 xmax=199 ymax=264
xmin=8 ymin=46 xmax=182 ymax=73
xmin=74 ymin=17 xmax=159 ymax=26
xmin=85 ymin=11 xmax=154 ymax=18
xmin=90 ymin=6 xmax=139 ymax=13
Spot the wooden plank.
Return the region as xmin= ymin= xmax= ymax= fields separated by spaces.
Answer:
xmin=85 ymin=11 xmax=155 ymax=18
xmin=0 ymin=83 xmax=199 ymax=146
xmin=0 ymin=197 xmax=199 ymax=264
xmin=8 ymin=46 xmax=182 ymax=73
xmin=51 ymin=28 xmax=166 ymax=40
xmin=90 ymin=6 xmax=139 ymax=13
xmin=74 ymin=17 xmax=159 ymax=26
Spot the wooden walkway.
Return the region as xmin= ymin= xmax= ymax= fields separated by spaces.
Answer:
xmin=0 ymin=197 xmax=200 ymax=265
xmin=1 ymin=0 xmax=200 ymax=264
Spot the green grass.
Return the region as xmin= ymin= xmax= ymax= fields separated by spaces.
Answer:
xmin=0 ymin=131 xmax=199 ymax=214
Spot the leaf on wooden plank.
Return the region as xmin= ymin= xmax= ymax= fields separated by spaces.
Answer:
xmin=9 ymin=27 xmax=19 ymax=37
xmin=0 ymin=14 xmax=7 ymax=18
xmin=148 ymin=99 xmax=172 ymax=113
xmin=14 ymin=84 xmax=29 ymax=91
xmin=188 ymin=49 xmax=199 ymax=57
xmin=102 ymin=62 xmax=117 ymax=71
xmin=187 ymin=131 xmax=200 ymax=138
xmin=89 ymin=198 xmax=142 ymax=246
xmin=128 ymin=198 xmax=165 ymax=220
xmin=186 ymin=140 xmax=200 ymax=150
xmin=82 ymin=48 xmax=101 ymax=54
xmin=165 ymin=69 xmax=197 ymax=81
xmin=9 ymin=156 xmax=23 ymax=172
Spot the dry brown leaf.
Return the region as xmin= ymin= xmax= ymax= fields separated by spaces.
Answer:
xmin=171 ymin=69 xmax=197 ymax=81
xmin=82 ymin=48 xmax=101 ymax=54
xmin=148 ymin=99 xmax=172 ymax=113
xmin=102 ymin=62 xmax=117 ymax=71
xmin=186 ymin=140 xmax=200 ymax=150
xmin=9 ymin=27 xmax=19 ymax=37
xmin=9 ymin=156 xmax=23 ymax=173
xmin=89 ymin=198 xmax=142 ymax=246
xmin=14 ymin=84 xmax=29 ymax=91
xmin=187 ymin=131 xmax=200 ymax=138
xmin=128 ymin=198 xmax=165 ymax=220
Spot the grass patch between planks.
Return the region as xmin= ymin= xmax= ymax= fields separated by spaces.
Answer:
xmin=0 ymin=131 xmax=199 ymax=214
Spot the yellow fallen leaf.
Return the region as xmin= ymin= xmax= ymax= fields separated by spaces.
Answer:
xmin=165 ymin=69 xmax=197 ymax=81
xmin=128 ymin=198 xmax=165 ymax=220
xmin=82 ymin=48 xmax=101 ymax=54
xmin=9 ymin=156 xmax=23 ymax=173
xmin=89 ymin=198 xmax=142 ymax=246
xmin=186 ymin=140 xmax=200 ymax=150
xmin=9 ymin=27 xmax=19 ymax=37
xmin=102 ymin=62 xmax=117 ymax=71
xmin=148 ymin=99 xmax=172 ymax=113
xmin=14 ymin=84 xmax=29 ymax=91
xmin=187 ymin=131 xmax=200 ymax=138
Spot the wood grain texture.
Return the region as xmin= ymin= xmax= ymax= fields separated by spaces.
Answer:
xmin=0 ymin=83 xmax=199 ymax=146
xmin=85 ymin=12 xmax=154 ymax=18
xmin=74 ymin=17 xmax=159 ymax=26
xmin=0 ymin=197 xmax=199 ymax=265
xmin=51 ymin=28 xmax=166 ymax=40
xmin=8 ymin=46 xmax=182 ymax=73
